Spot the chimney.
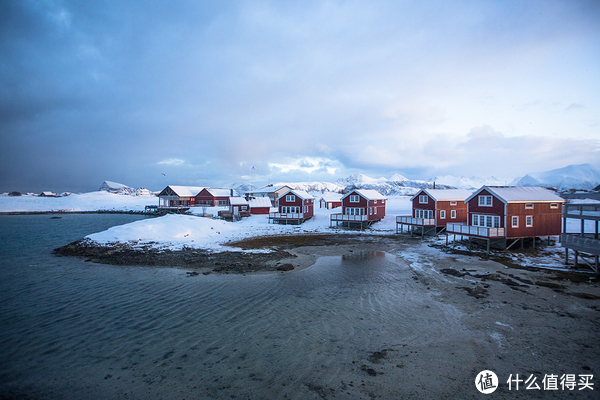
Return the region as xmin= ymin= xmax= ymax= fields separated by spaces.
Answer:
xmin=433 ymin=181 xmax=436 ymax=189
xmin=230 ymin=189 xmax=233 ymax=197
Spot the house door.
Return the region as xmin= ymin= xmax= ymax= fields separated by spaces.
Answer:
xmin=233 ymin=206 xmax=239 ymax=216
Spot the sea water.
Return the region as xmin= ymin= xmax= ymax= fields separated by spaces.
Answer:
xmin=0 ymin=214 xmax=454 ymax=399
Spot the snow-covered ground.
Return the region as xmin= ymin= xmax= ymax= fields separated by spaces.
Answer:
xmin=86 ymin=195 xmax=414 ymax=251
xmin=0 ymin=192 xmax=158 ymax=212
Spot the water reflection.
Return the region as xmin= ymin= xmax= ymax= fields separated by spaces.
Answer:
xmin=341 ymin=250 xmax=387 ymax=262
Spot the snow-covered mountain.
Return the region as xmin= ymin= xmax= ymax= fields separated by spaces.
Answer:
xmin=274 ymin=181 xmax=344 ymax=193
xmin=234 ymin=181 xmax=344 ymax=194
xmin=514 ymin=164 xmax=600 ymax=191
xmin=336 ymin=173 xmax=452 ymax=196
xmin=429 ymin=175 xmax=509 ymax=190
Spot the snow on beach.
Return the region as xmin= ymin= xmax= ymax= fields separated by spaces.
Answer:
xmin=87 ymin=195 xmax=413 ymax=251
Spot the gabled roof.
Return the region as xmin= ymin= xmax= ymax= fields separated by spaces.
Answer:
xmin=279 ymin=189 xmax=314 ymax=200
xmin=229 ymin=197 xmax=248 ymax=206
xmin=159 ymin=186 xmax=204 ymax=197
xmin=248 ymin=197 xmax=272 ymax=208
xmin=203 ymin=188 xmax=238 ymax=197
xmin=319 ymin=192 xmax=342 ymax=202
xmin=411 ymin=188 xmax=472 ymax=202
xmin=342 ymin=189 xmax=386 ymax=201
xmin=466 ymin=186 xmax=565 ymax=204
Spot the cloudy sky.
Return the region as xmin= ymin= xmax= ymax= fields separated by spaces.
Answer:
xmin=1 ymin=0 xmax=599 ymax=193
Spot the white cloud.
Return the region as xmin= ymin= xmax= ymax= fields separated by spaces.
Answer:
xmin=157 ymin=158 xmax=185 ymax=166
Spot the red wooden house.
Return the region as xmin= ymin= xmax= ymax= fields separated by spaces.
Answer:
xmin=446 ymin=186 xmax=564 ymax=252
xmin=330 ymin=189 xmax=386 ymax=229
xmin=269 ymin=189 xmax=314 ymax=224
xmin=195 ymin=188 xmax=237 ymax=207
xmin=158 ymin=186 xmax=204 ymax=207
xmin=396 ymin=189 xmax=471 ymax=235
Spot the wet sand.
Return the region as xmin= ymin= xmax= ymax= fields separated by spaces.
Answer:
xmin=48 ymin=234 xmax=600 ymax=398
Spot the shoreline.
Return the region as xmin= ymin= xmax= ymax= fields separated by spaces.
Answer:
xmin=0 ymin=210 xmax=152 ymax=216
xmin=55 ymin=232 xmax=600 ymax=283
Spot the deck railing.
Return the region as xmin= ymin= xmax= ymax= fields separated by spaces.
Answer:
xmin=446 ymin=223 xmax=505 ymax=238
xmin=269 ymin=212 xmax=306 ymax=220
xmin=330 ymin=213 xmax=369 ymax=222
xmin=561 ymin=234 xmax=600 ymax=256
xmin=396 ymin=216 xmax=436 ymax=226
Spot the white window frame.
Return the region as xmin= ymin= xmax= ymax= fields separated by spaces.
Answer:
xmin=525 ymin=203 xmax=534 ymax=209
xmin=512 ymin=216 xmax=518 ymax=228
xmin=451 ymin=210 xmax=456 ymax=219
xmin=550 ymin=203 xmax=558 ymax=209
xmin=450 ymin=201 xmax=457 ymax=206
xmin=440 ymin=210 xmax=446 ymax=219
xmin=286 ymin=194 xmax=295 ymax=202
xmin=526 ymin=216 xmax=533 ymax=227
xmin=478 ymin=195 xmax=492 ymax=207
xmin=419 ymin=195 xmax=428 ymax=204
xmin=349 ymin=195 xmax=360 ymax=203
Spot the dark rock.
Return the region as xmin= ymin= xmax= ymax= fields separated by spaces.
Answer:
xmin=440 ymin=268 xmax=467 ymax=277
xmin=277 ymin=264 xmax=294 ymax=271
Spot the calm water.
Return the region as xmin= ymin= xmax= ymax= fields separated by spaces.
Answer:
xmin=0 ymin=214 xmax=457 ymax=399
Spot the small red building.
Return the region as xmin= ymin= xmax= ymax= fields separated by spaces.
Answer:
xmin=248 ymin=197 xmax=272 ymax=215
xmin=158 ymin=186 xmax=204 ymax=207
xmin=269 ymin=190 xmax=314 ymax=224
xmin=446 ymin=186 xmax=565 ymax=251
xmin=330 ymin=189 xmax=386 ymax=229
xmin=319 ymin=192 xmax=342 ymax=209
xmin=195 ymin=188 xmax=237 ymax=207
xmin=396 ymin=189 xmax=471 ymax=235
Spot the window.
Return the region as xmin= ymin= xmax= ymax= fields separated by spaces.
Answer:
xmin=217 ymin=200 xmax=228 ymax=206
xmin=525 ymin=203 xmax=534 ymax=209
xmin=478 ymin=195 xmax=492 ymax=207
xmin=512 ymin=216 xmax=518 ymax=227
xmin=419 ymin=195 xmax=428 ymax=204
xmin=550 ymin=203 xmax=558 ymax=209
xmin=526 ymin=216 xmax=533 ymax=227
xmin=374 ymin=207 xmax=377 ymax=214
xmin=451 ymin=210 xmax=456 ymax=219
xmin=450 ymin=201 xmax=457 ymax=206
xmin=472 ymin=214 xmax=501 ymax=228
xmin=286 ymin=195 xmax=295 ymax=202
xmin=440 ymin=210 xmax=446 ymax=219
xmin=416 ymin=209 xmax=433 ymax=219
xmin=349 ymin=195 xmax=360 ymax=202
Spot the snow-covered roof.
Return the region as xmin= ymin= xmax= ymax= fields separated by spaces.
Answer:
xmin=280 ymin=189 xmax=314 ymax=200
xmin=248 ymin=197 xmax=272 ymax=208
xmin=229 ymin=197 xmax=248 ymax=206
xmin=342 ymin=189 xmax=386 ymax=201
xmin=319 ymin=192 xmax=342 ymax=202
xmin=162 ymin=186 xmax=204 ymax=197
xmin=205 ymin=188 xmax=237 ymax=197
xmin=251 ymin=185 xmax=277 ymax=194
xmin=467 ymin=186 xmax=565 ymax=203
xmin=411 ymin=189 xmax=472 ymax=202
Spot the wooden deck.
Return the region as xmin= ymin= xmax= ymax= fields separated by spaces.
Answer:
xmin=562 ymin=202 xmax=600 ymax=274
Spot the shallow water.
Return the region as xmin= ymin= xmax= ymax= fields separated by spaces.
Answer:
xmin=0 ymin=214 xmax=459 ymax=399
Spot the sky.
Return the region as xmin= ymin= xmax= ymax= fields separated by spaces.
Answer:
xmin=1 ymin=0 xmax=599 ymax=193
